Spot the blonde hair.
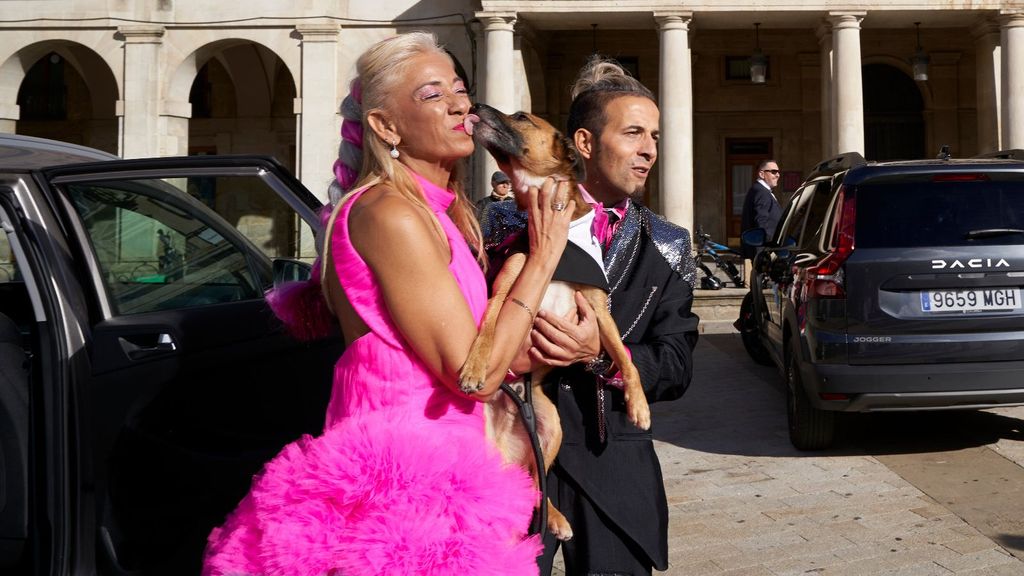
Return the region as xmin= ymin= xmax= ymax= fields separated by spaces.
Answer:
xmin=328 ymin=32 xmax=484 ymax=270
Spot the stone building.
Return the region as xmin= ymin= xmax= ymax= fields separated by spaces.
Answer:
xmin=2 ymin=0 xmax=1022 ymax=248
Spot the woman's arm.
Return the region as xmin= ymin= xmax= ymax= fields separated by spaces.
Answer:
xmin=348 ymin=179 xmax=573 ymax=400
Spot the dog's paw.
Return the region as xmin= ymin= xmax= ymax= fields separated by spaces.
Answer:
xmin=623 ymin=380 xmax=651 ymax=431
xmin=457 ymin=375 xmax=485 ymax=395
xmin=547 ymin=507 xmax=574 ymax=542
xmin=458 ymin=354 xmax=488 ymax=394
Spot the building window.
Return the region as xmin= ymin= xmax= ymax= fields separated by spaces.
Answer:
xmin=617 ymin=56 xmax=639 ymax=80
xmin=724 ymin=56 xmax=770 ymax=82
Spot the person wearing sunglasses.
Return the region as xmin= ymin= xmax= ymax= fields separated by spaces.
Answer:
xmin=739 ymin=159 xmax=783 ymax=286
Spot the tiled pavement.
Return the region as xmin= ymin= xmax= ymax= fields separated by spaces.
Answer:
xmin=552 ymin=331 xmax=1024 ymax=575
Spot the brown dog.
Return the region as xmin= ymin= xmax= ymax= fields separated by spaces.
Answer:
xmin=458 ymin=103 xmax=651 ymax=541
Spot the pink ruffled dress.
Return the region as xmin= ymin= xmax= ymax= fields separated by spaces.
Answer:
xmin=203 ymin=173 xmax=540 ymax=576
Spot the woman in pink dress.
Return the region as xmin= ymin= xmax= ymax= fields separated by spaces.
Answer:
xmin=202 ymin=32 xmax=574 ymax=576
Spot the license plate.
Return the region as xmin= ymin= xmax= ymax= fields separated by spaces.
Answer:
xmin=920 ymin=288 xmax=1022 ymax=312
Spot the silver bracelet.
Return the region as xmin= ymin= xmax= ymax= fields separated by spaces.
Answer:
xmin=507 ymin=297 xmax=535 ymax=318
xmin=584 ymin=353 xmax=612 ymax=375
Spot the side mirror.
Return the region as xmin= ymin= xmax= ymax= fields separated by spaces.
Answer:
xmin=741 ymin=228 xmax=767 ymax=248
xmin=770 ymin=256 xmax=791 ymax=280
xmin=272 ymin=258 xmax=313 ymax=284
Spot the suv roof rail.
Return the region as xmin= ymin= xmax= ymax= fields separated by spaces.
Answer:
xmin=806 ymin=151 xmax=866 ymax=180
xmin=972 ymin=149 xmax=1024 ymax=160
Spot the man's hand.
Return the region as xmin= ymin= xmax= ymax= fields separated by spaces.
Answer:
xmin=529 ymin=291 xmax=601 ymax=367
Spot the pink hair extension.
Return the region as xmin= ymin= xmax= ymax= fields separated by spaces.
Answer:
xmin=264 ymin=204 xmax=339 ymax=341
xmin=333 ymin=78 xmax=364 ymax=191
xmin=264 ymin=260 xmax=335 ymax=341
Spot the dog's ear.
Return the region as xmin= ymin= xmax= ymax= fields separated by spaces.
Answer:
xmin=562 ymin=135 xmax=587 ymax=183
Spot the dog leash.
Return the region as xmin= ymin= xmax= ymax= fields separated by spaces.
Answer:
xmin=498 ymin=373 xmax=548 ymax=539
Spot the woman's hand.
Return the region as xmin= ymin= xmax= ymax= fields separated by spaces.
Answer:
xmin=524 ymin=178 xmax=574 ymax=266
xmin=529 ymin=291 xmax=601 ymax=367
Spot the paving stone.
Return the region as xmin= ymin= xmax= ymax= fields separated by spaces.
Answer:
xmin=625 ymin=335 xmax=1024 ymax=574
xmin=935 ymin=548 xmax=1017 ymax=572
xmin=954 ymin=561 xmax=1024 ymax=575
xmin=943 ymin=535 xmax=1010 ymax=555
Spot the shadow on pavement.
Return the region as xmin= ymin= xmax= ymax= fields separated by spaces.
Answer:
xmin=653 ymin=332 xmax=1024 ymax=458
xmin=839 ymin=409 xmax=1024 ymax=456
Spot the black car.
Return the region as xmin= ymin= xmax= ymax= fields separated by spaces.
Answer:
xmin=739 ymin=150 xmax=1024 ymax=450
xmin=0 ymin=134 xmax=341 ymax=574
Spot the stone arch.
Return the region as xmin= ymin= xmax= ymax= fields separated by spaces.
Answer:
xmin=167 ymin=38 xmax=299 ymax=259
xmin=0 ymin=40 xmax=119 ymax=153
xmin=165 ymin=35 xmax=299 ymax=115
xmin=861 ymin=58 xmax=927 ymax=161
xmin=166 ymin=38 xmax=296 ymax=162
xmin=862 ymin=54 xmax=933 ymax=110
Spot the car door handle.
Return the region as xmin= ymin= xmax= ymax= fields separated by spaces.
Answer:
xmin=118 ymin=333 xmax=177 ymax=361
xmin=793 ymin=253 xmax=817 ymax=266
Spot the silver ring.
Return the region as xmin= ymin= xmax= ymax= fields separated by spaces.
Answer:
xmin=552 ymin=202 xmax=566 ymax=212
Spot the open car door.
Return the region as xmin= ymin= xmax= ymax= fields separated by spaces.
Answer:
xmin=19 ymin=156 xmax=341 ymax=575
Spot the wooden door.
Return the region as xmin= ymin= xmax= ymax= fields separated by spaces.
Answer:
xmin=724 ymin=138 xmax=773 ymax=242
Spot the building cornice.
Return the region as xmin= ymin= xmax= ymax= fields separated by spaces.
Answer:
xmin=117 ymin=25 xmax=165 ymax=43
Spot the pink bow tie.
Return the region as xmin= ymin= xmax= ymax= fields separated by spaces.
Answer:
xmin=591 ymin=203 xmax=615 ymax=248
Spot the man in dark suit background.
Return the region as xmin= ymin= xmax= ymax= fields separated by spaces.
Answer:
xmin=740 ymin=159 xmax=783 ymax=286
xmin=518 ymin=55 xmax=700 ymax=575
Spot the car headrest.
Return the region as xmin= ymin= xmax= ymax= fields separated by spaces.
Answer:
xmin=0 ymin=312 xmax=21 ymax=344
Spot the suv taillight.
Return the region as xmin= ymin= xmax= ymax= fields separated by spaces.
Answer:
xmin=808 ymin=187 xmax=856 ymax=298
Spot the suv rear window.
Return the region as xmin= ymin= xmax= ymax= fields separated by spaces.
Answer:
xmin=855 ymin=178 xmax=1024 ymax=248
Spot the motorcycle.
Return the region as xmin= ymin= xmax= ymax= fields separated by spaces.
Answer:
xmin=694 ymin=226 xmax=745 ymax=290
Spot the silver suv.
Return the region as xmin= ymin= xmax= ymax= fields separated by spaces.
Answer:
xmin=0 ymin=134 xmax=338 ymax=574
xmin=739 ymin=150 xmax=1024 ymax=450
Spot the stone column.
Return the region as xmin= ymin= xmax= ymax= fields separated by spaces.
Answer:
xmin=929 ymin=52 xmax=962 ymax=156
xmin=816 ymin=23 xmax=834 ymax=158
xmin=974 ymin=19 xmax=1002 ymax=153
xmin=118 ymin=25 xmax=164 ymax=158
xmin=295 ymin=22 xmax=339 ymax=261
xmin=160 ymin=99 xmax=191 ymax=157
xmin=0 ymin=104 xmax=17 ymax=134
xmin=295 ymin=22 xmax=340 ymax=203
xmin=1001 ymin=13 xmax=1024 ymax=149
xmin=475 ymin=12 xmax=516 ymax=200
xmin=829 ymin=13 xmax=865 ymax=155
xmin=655 ymin=12 xmax=694 ymax=233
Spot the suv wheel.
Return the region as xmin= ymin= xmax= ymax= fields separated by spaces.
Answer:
xmin=739 ymin=292 xmax=772 ymax=366
xmin=786 ymin=347 xmax=835 ymax=450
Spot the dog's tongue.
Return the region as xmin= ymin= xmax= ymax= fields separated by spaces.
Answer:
xmin=464 ymin=114 xmax=480 ymax=136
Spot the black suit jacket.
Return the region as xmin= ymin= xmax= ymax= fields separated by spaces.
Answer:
xmin=542 ymin=203 xmax=699 ymax=570
xmin=740 ymin=181 xmax=782 ymax=259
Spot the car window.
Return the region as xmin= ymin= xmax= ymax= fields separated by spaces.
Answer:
xmin=177 ymin=175 xmax=318 ymax=262
xmin=0 ymin=226 xmax=15 ymax=283
xmin=855 ymin=178 xmax=1024 ymax=248
xmin=798 ymin=180 xmax=838 ymax=247
xmin=775 ymin=186 xmax=811 ymax=247
xmin=0 ymin=207 xmax=34 ymax=328
xmin=64 ymin=180 xmax=262 ymax=315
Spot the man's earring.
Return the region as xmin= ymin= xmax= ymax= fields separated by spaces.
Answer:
xmin=389 ymin=140 xmax=400 ymax=159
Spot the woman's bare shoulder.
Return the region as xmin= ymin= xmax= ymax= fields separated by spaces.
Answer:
xmin=348 ymin=184 xmax=435 ymax=256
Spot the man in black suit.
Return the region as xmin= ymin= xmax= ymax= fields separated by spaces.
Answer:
xmin=739 ymin=159 xmax=783 ymax=286
xmin=524 ymin=56 xmax=700 ymax=576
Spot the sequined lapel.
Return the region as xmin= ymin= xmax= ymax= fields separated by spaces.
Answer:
xmin=603 ymin=203 xmax=644 ymax=295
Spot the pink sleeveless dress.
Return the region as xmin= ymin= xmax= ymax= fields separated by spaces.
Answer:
xmin=203 ymin=173 xmax=541 ymax=576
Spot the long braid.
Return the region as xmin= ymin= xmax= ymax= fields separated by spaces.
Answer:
xmin=264 ymin=82 xmax=365 ymax=340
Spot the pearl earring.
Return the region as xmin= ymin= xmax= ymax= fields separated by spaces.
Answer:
xmin=389 ymin=141 xmax=400 ymax=159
